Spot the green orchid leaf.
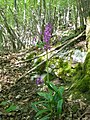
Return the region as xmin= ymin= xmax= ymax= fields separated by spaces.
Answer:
xmin=35 ymin=109 xmax=49 ymax=118
xmin=31 ymin=102 xmax=39 ymax=112
xmin=53 ymin=93 xmax=60 ymax=103
xmin=57 ymin=99 xmax=63 ymax=114
xmin=47 ymin=82 xmax=58 ymax=92
xmin=31 ymin=101 xmax=48 ymax=105
xmin=42 ymin=103 xmax=51 ymax=110
xmin=31 ymin=101 xmax=50 ymax=112
xmin=37 ymin=92 xmax=51 ymax=100
xmin=58 ymin=86 xmax=64 ymax=98
xmin=39 ymin=114 xmax=50 ymax=120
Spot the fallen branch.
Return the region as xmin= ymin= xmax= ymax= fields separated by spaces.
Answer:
xmin=17 ymin=31 xmax=85 ymax=81
xmin=25 ymin=31 xmax=85 ymax=61
xmin=15 ymin=31 xmax=85 ymax=65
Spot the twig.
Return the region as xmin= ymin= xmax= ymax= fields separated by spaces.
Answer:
xmin=17 ymin=59 xmax=46 ymax=82
xmin=78 ymin=105 xmax=90 ymax=120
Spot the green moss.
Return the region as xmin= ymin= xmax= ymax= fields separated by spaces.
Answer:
xmin=72 ymin=63 xmax=84 ymax=81
xmin=77 ymin=75 xmax=90 ymax=93
xmin=83 ymin=52 xmax=90 ymax=75
xmin=71 ymin=52 xmax=90 ymax=100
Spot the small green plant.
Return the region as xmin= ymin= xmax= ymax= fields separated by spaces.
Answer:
xmin=31 ymin=82 xmax=64 ymax=120
xmin=0 ymin=100 xmax=19 ymax=113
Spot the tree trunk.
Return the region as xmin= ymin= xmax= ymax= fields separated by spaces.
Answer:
xmin=0 ymin=26 xmax=3 ymax=50
xmin=77 ymin=0 xmax=84 ymax=27
xmin=23 ymin=0 xmax=27 ymax=31
xmin=86 ymin=16 xmax=90 ymax=52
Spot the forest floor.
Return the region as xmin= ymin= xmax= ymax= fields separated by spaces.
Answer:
xmin=0 ymin=30 xmax=90 ymax=120
xmin=0 ymin=49 xmax=90 ymax=120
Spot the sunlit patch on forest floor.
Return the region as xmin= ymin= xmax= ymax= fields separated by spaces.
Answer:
xmin=0 ymin=51 xmax=90 ymax=120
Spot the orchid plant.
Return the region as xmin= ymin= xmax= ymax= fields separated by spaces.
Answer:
xmin=32 ymin=23 xmax=64 ymax=120
xmin=36 ymin=22 xmax=52 ymax=85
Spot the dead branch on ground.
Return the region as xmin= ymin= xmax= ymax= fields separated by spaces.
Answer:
xmin=17 ymin=31 xmax=85 ymax=82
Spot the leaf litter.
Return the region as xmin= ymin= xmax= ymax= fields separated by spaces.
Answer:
xmin=0 ymin=51 xmax=90 ymax=120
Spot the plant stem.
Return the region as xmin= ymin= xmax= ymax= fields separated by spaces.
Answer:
xmin=46 ymin=50 xmax=49 ymax=83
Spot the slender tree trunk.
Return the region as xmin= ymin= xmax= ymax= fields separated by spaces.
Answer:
xmin=73 ymin=5 xmax=78 ymax=30
xmin=53 ymin=7 xmax=58 ymax=31
xmin=77 ymin=0 xmax=84 ymax=27
xmin=66 ymin=0 xmax=70 ymax=26
xmin=63 ymin=9 xmax=67 ymax=25
xmin=14 ymin=0 xmax=17 ymax=10
xmin=42 ymin=0 xmax=46 ymax=33
xmin=58 ymin=7 xmax=61 ymax=27
xmin=24 ymin=0 xmax=27 ymax=29
xmin=14 ymin=0 xmax=18 ymax=28
xmin=0 ymin=26 xmax=3 ymax=50
xmin=86 ymin=15 xmax=90 ymax=52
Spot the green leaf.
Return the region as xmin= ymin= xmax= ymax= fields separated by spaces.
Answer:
xmin=39 ymin=114 xmax=50 ymax=120
xmin=57 ymin=99 xmax=63 ymax=114
xmin=47 ymin=82 xmax=58 ymax=92
xmin=48 ymin=91 xmax=53 ymax=102
xmin=37 ymin=92 xmax=51 ymax=100
xmin=58 ymin=86 xmax=64 ymax=98
xmin=0 ymin=101 xmax=8 ymax=106
xmin=31 ymin=103 xmax=39 ymax=112
xmin=31 ymin=101 xmax=50 ymax=111
xmin=35 ymin=109 xmax=49 ymax=118
xmin=53 ymin=93 xmax=60 ymax=103
xmin=31 ymin=101 xmax=47 ymax=105
xmin=42 ymin=102 xmax=51 ymax=110
xmin=5 ymin=104 xmax=18 ymax=113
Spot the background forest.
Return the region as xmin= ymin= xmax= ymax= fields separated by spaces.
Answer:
xmin=0 ymin=0 xmax=90 ymax=120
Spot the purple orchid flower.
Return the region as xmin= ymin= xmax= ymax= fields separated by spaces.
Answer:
xmin=43 ymin=23 xmax=52 ymax=50
xmin=36 ymin=76 xmax=44 ymax=85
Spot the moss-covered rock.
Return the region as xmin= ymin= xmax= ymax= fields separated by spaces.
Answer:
xmin=78 ymin=52 xmax=90 ymax=92
xmin=72 ymin=52 xmax=90 ymax=100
